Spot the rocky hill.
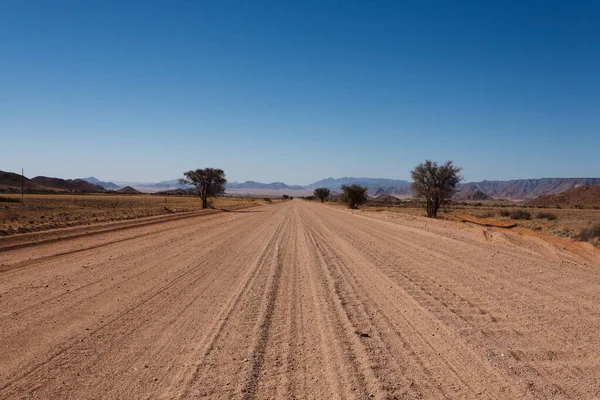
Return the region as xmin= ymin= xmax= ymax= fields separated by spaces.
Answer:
xmin=455 ymin=189 xmax=492 ymax=202
xmin=226 ymin=181 xmax=304 ymax=190
xmin=116 ymin=186 xmax=142 ymax=194
xmin=368 ymin=194 xmax=403 ymax=205
xmin=527 ymin=185 xmax=600 ymax=208
xmin=31 ymin=176 xmax=106 ymax=192
xmin=81 ymin=177 xmax=120 ymax=190
xmin=459 ymin=178 xmax=600 ymax=200
xmin=0 ymin=170 xmax=45 ymax=192
xmin=1 ymin=170 xmax=105 ymax=193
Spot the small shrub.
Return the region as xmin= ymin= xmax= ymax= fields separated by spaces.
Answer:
xmin=263 ymin=198 xmax=272 ymax=203
xmin=340 ymin=184 xmax=368 ymax=209
xmin=0 ymin=196 xmax=20 ymax=203
xmin=536 ymin=212 xmax=558 ymax=221
xmin=0 ymin=209 xmax=20 ymax=222
xmin=510 ymin=210 xmax=531 ymax=220
xmin=479 ymin=211 xmax=495 ymax=218
xmin=499 ymin=210 xmax=510 ymax=217
xmin=578 ymin=223 xmax=600 ymax=243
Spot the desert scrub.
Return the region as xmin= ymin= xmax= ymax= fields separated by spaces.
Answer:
xmin=510 ymin=210 xmax=532 ymax=220
xmin=536 ymin=212 xmax=558 ymax=221
xmin=578 ymin=223 xmax=600 ymax=244
xmin=0 ymin=209 xmax=20 ymax=222
xmin=0 ymin=196 xmax=21 ymax=203
xmin=499 ymin=210 xmax=511 ymax=217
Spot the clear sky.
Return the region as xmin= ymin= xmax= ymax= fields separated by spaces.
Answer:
xmin=1 ymin=1 xmax=598 ymax=184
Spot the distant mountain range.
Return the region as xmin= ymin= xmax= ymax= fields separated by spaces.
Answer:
xmin=226 ymin=181 xmax=306 ymax=191
xmin=2 ymin=170 xmax=599 ymax=200
xmin=455 ymin=189 xmax=492 ymax=201
xmin=527 ymin=185 xmax=600 ymax=208
xmin=458 ymin=178 xmax=600 ymax=200
xmin=31 ymin=176 xmax=106 ymax=192
xmin=0 ymin=170 xmax=106 ymax=193
xmin=306 ymin=177 xmax=412 ymax=196
xmin=81 ymin=177 xmax=120 ymax=190
xmin=224 ymin=177 xmax=600 ymax=199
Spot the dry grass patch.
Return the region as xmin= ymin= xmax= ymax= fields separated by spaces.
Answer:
xmin=342 ymin=199 xmax=600 ymax=246
xmin=0 ymin=194 xmax=265 ymax=236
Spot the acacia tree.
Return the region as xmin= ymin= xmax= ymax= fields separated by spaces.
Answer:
xmin=313 ymin=187 xmax=331 ymax=203
xmin=340 ymin=184 xmax=368 ymax=209
xmin=179 ymin=168 xmax=227 ymax=209
xmin=410 ymin=160 xmax=462 ymax=218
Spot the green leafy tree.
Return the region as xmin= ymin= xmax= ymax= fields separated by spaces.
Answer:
xmin=410 ymin=160 xmax=462 ymax=218
xmin=179 ymin=168 xmax=227 ymax=209
xmin=340 ymin=184 xmax=368 ymax=209
xmin=313 ymin=187 xmax=331 ymax=203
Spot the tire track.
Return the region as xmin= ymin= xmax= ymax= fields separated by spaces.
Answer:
xmin=2 ymin=200 xmax=600 ymax=399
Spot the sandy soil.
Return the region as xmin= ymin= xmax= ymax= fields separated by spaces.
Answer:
xmin=1 ymin=200 xmax=599 ymax=399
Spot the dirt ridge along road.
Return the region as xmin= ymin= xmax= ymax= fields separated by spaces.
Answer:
xmin=0 ymin=203 xmax=261 ymax=253
xmin=1 ymin=200 xmax=600 ymax=399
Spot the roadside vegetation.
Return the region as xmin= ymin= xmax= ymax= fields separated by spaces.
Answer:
xmin=410 ymin=160 xmax=463 ymax=218
xmin=340 ymin=184 xmax=368 ymax=209
xmin=510 ymin=210 xmax=531 ymax=220
xmin=0 ymin=196 xmax=21 ymax=203
xmin=345 ymin=199 xmax=600 ymax=246
xmin=578 ymin=223 xmax=600 ymax=244
xmin=0 ymin=194 xmax=266 ymax=236
xmin=536 ymin=211 xmax=558 ymax=221
xmin=313 ymin=187 xmax=331 ymax=203
xmin=179 ymin=168 xmax=227 ymax=209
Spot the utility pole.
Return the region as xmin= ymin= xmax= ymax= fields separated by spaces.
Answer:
xmin=21 ymin=168 xmax=24 ymax=198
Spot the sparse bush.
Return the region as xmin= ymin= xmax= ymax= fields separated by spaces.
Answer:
xmin=578 ymin=223 xmax=600 ymax=243
xmin=179 ymin=168 xmax=226 ymax=209
xmin=0 ymin=196 xmax=20 ymax=203
xmin=536 ymin=212 xmax=558 ymax=221
xmin=411 ymin=160 xmax=462 ymax=218
xmin=499 ymin=210 xmax=510 ymax=217
xmin=510 ymin=210 xmax=532 ymax=220
xmin=313 ymin=187 xmax=331 ymax=203
xmin=479 ymin=211 xmax=495 ymax=218
xmin=0 ymin=209 xmax=20 ymax=222
xmin=263 ymin=197 xmax=272 ymax=203
xmin=340 ymin=184 xmax=368 ymax=209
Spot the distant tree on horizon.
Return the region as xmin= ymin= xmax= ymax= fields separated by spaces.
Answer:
xmin=313 ymin=187 xmax=331 ymax=203
xmin=340 ymin=184 xmax=368 ymax=209
xmin=410 ymin=160 xmax=462 ymax=218
xmin=179 ymin=168 xmax=226 ymax=209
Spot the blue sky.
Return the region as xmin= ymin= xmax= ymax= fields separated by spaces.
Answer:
xmin=1 ymin=1 xmax=598 ymax=184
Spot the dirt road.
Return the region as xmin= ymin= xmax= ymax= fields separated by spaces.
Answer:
xmin=1 ymin=200 xmax=599 ymax=399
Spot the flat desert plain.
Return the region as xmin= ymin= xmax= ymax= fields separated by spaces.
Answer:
xmin=1 ymin=200 xmax=599 ymax=399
